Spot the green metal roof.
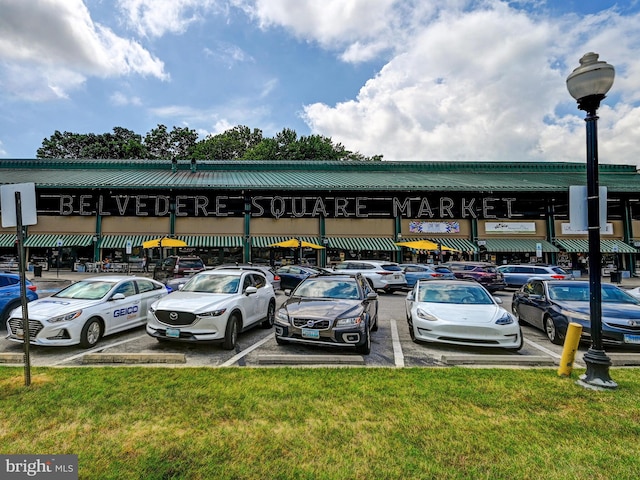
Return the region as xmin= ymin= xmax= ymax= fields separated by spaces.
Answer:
xmin=554 ymin=239 xmax=637 ymax=254
xmin=1 ymin=159 xmax=639 ymax=193
xmin=480 ymin=239 xmax=559 ymax=253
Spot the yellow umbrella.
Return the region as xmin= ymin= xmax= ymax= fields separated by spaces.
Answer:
xmin=142 ymin=237 xmax=188 ymax=249
xmin=395 ymin=240 xmax=458 ymax=252
xmin=268 ymin=238 xmax=325 ymax=249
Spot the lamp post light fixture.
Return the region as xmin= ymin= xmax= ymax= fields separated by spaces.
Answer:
xmin=566 ymin=52 xmax=617 ymax=390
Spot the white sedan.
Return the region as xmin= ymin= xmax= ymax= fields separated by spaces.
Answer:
xmin=405 ymin=279 xmax=523 ymax=350
xmin=6 ymin=276 xmax=169 ymax=348
xmin=146 ymin=269 xmax=276 ymax=350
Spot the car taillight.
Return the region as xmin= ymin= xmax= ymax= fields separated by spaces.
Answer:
xmin=378 ymin=271 xmax=393 ymax=276
xmin=550 ymin=275 xmax=565 ymax=279
xmin=27 ymin=285 xmax=37 ymax=292
xmin=430 ymin=273 xmax=442 ymax=277
xmin=273 ymin=275 xmax=281 ymax=281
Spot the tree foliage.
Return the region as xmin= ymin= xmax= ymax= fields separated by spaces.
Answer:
xmin=37 ymin=124 xmax=383 ymax=161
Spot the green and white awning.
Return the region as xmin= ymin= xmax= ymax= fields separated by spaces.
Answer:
xmin=555 ymin=238 xmax=637 ymax=254
xmin=100 ymin=235 xmax=243 ymax=249
xmin=479 ymin=239 xmax=559 ymax=253
xmin=427 ymin=237 xmax=478 ymax=253
xmin=23 ymin=234 xmax=94 ymax=248
xmin=0 ymin=233 xmax=17 ymax=248
xmin=325 ymin=237 xmax=399 ymax=251
xmin=252 ymin=236 xmax=322 ymax=248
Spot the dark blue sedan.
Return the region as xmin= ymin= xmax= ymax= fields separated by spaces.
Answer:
xmin=512 ymin=279 xmax=640 ymax=346
xmin=276 ymin=265 xmax=326 ymax=290
xmin=1 ymin=272 xmax=38 ymax=326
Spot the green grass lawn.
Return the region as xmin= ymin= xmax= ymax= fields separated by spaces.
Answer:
xmin=1 ymin=366 xmax=639 ymax=479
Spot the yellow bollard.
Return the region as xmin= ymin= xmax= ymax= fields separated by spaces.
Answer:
xmin=558 ymin=322 xmax=583 ymax=377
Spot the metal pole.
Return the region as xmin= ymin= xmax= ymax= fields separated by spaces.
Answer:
xmin=15 ymin=192 xmax=31 ymax=386
xmin=579 ymin=98 xmax=616 ymax=389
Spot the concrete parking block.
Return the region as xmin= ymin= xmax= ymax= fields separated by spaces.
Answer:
xmin=82 ymin=353 xmax=186 ymax=364
xmin=440 ymin=355 xmax=555 ymax=366
xmin=257 ymin=354 xmax=365 ymax=365
xmin=0 ymin=353 xmax=24 ymax=364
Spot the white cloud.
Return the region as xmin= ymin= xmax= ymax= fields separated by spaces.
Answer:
xmin=110 ymin=91 xmax=143 ymax=106
xmin=0 ymin=0 xmax=167 ymax=100
xmin=117 ymin=0 xmax=224 ymax=37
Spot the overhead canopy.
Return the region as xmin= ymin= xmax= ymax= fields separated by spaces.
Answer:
xmin=268 ymin=238 xmax=325 ymax=249
xmin=252 ymin=236 xmax=322 ymax=248
xmin=396 ymin=239 xmax=457 ymax=252
xmin=555 ymin=238 xmax=637 ymax=254
xmin=142 ymin=237 xmax=188 ymax=249
xmin=429 ymin=237 xmax=478 ymax=253
xmin=0 ymin=233 xmax=17 ymax=248
xmin=479 ymin=239 xmax=559 ymax=253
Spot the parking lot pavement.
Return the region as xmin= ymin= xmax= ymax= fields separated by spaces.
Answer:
xmin=2 ymin=270 xmax=640 ymax=368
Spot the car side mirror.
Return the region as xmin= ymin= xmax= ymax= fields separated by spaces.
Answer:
xmin=407 ymin=292 xmax=414 ymax=301
xmin=284 ymin=289 xmax=292 ymax=296
xmin=111 ymin=293 xmax=126 ymax=301
xmin=493 ymin=296 xmax=503 ymax=304
xmin=367 ymin=292 xmax=378 ymax=300
xmin=245 ymin=286 xmax=258 ymax=296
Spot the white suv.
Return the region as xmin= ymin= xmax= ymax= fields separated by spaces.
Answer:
xmin=331 ymin=260 xmax=407 ymax=293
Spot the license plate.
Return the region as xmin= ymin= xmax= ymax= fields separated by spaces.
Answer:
xmin=624 ymin=334 xmax=640 ymax=344
xmin=16 ymin=328 xmax=24 ymax=339
xmin=301 ymin=328 xmax=320 ymax=339
xmin=394 ymin=275 xmax=401 ymax=280
xmin=166 ymin=328 xmax=180 ymax=338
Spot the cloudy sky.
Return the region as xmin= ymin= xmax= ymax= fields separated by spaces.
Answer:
xmin=1 ymin=0 xmax=639 ymax=165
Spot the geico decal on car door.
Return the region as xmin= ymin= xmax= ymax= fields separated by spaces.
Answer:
xmin=109 ymin=281 xmax=143 ymax=333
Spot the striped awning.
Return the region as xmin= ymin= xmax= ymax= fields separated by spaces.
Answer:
xmin=0 ymin=233 xmax=17 ymax=248
xmin=100 ymin=235 xmax=244 ymax=249
xmin=479 ymin=239 xmax=559 ymax=253
xmin=325 ymin=237 xmax=400 ymax=251
xmin=427 ymin=237 xmax=478 ymax=253
xmin=252 ymin=236 xmax=322 ymax=248
xmin=23 ymin=234 xmax=94 ymax=248
xmin=555 ymin=238 xmax=637 ymax=254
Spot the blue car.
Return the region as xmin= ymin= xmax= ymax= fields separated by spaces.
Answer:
xmin=512 ymin=279 xmax=640 ymax=346
xmin=0 ymin=272 xmax=38 ymax=326
xmin=399 ymin=264 xmax=456 ymax=288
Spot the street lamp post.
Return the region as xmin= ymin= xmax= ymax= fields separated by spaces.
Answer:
xmin=566 ymin=52 xmax=617 ymax=390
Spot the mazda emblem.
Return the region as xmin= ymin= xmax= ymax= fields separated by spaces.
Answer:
xmin=169 ymin=312 xmax=178 ymax=321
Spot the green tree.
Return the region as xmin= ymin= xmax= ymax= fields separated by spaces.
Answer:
xmin=144 ymin=124 xmax=198 ymax=160
xmin=191 ymin=125 xmax=263 ymax=160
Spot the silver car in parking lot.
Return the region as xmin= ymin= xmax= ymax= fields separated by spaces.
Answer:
xmin=497 ymin=264 xmax=573 ymax=288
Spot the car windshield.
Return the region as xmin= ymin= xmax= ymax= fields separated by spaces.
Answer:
xmin=182 ymin=275 xmax=240 ymax=294
xmin=294 ymin=279 xmax=360 ymax=299
xmin=549 ymin=284 xmax=640 ymax=304
xmin=418 ymin=284 xmax=493 ymax=304
xmin=53 ymin=281 xmax=114 ymax=300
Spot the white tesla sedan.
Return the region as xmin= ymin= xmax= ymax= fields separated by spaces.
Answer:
xmin=405 ymin=279 xmax=523 ymax=350
xmin=6 ymin=276 xmax=168 ymax=348
xmin=146 ymin=269 xmax=276 ymax=350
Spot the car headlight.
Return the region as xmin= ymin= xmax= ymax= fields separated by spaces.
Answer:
xmin=277 ymin=310 xmax=289 ymax=323
xmin=335 ymin=316 xmax=363 ymax=326
xmin=49 ymin=310 xmax=83 ymax=323
xmin=416 ymin=308 xmax=438 ymax=321
xmin=197 ymin=308 xmax=227 ymax=317
xmin=495 ymin=312 xmax=514 ymax=325
xmin=560 ymin=309 xmax=590 ymax=321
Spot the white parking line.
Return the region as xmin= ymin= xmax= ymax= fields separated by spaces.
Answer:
xmin=389 ymin=319 xmax=405 ymax=367
xmin=523 ymin=337 xmax=562 ymax=359
xmin=51 ymin=334 xmax=149 ymax=366
xmin=221 ymin=334 xmax=273 ymax=367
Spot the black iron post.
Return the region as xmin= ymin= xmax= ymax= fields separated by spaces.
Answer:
xmin=577 ymin=95 xmax=616 ymax=389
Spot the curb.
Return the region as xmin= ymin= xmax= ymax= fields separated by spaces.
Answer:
xmin=0 ymin=353 xmax=24 ymax=364
xmin=257 ymin=354 xmax=365 ymax=365
xmin=440 ymin=355 xmax=556 ymax=366
xmin=82 ymin=353 xmax=186 ymax=364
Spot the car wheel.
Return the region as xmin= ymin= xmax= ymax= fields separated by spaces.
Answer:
xmin=506 ymin=328 xmax=524 ymax=351
xmin=408 ymin=316 xmax=416 ymax=341
xmin=261 ymin=301 xmax=275 ymax=328
xmin=355 ymin=326 xmax=371 ymax=355
xmin=223 ymin=314 xmax=240 ymax=350
xmin=80 ymin=317 xmax=102 ymax=348
xmin=544 ymin=316 xmax=563 ymax=345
